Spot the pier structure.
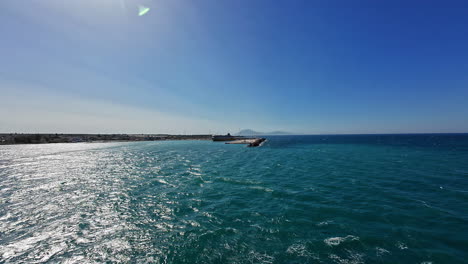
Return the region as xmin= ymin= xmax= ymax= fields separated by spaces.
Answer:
xmin=225 ymin=138 xmax=266 ymax=147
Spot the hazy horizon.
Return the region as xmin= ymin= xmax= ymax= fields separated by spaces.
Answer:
xmin=1 ymin=131 xmax=468 ymax=136
xmin=2 ymin=1 xmax=468 ymax=134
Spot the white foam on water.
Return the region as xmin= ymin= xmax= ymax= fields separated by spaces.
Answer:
xmin=396 ymin=241 xmax=408 ymax=250
xmin=154 ymin=178 xmax=175 ymax=187
xmin=191 ymin=166 xmax=201 ymax=172
xmin=324 ymin=235 xmax=359 ymax=246
xmin=189 ymin=171 xmax=202 ymax=176
xmin=317 ymin=220 xmax=333 ymax=226
xmin=375 ymin=247 xmax=390 ymax=257
xmin=329 ymin=252 xmax=364 ymax=264
xmin=286 ymin=243 xmax=318 ymax=259
xmin=247 ymin=250 xmax=275 ymax=264
xmin=155 ymin=179 xmax=168 ymax=184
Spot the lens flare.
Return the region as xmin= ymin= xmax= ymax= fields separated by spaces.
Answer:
xmin=138 ymin=5 xmax=150 ymax=16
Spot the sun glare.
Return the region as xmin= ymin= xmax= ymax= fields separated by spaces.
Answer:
xmin=138 ymin=5 xmax=150 ymax=16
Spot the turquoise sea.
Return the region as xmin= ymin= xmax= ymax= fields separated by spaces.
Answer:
xmin=1 ymin=134 xmax=467 ymax=263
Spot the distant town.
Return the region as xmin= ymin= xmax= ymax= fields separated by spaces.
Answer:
xmin=0 ymin=133 xmax=212 ymax=145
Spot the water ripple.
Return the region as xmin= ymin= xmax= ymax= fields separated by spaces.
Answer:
xmin=1 ymin=136 xmax=468 ymax=263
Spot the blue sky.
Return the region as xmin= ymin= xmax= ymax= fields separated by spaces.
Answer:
xmin=1 ymin=0 xmax=467 ymax=134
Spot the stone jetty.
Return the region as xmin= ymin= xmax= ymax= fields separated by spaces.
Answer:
xmin=225 ymin=138 xmax=266 ymax=147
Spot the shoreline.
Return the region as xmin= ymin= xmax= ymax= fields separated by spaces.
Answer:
xmin=0 ymin=133 xmax=212 ymax=145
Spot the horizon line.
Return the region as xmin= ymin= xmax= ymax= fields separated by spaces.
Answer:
xmin=1 ymin=132 xmax=467 ymax=136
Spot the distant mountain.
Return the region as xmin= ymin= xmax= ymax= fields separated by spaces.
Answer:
xmin=236 ymin=129 xmax=291 ymax=136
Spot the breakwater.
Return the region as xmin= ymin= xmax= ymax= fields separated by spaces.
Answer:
xmin=225 ymin=138 xmax=266 ymax=147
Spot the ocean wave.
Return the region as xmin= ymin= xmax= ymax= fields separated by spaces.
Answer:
xmin=329 ymin=251 xmax=364 ymax=264
xmin=2 ymin=136 xmax=467 ymax=263
xmin=317 ymin=220 xmax=333 ymax=226
xmin=155 ymin=178 xmax=169 ymax=185
xmin=249 ymin=186 xmax=274 ymax=192
xmin=247 ymin=251 xmax=275 ymax=264
xmin=396 ymin=241 xmax=408 ymax=250
xmin=286 ymin=243 xmax=318 ymax=259
xmin=324 ymin=235 xmax=359 ymax=246
xmin=215 ymin=177 xmax=261 ymax=186
xmin=189 ymin=171 xmax=202 ymax=176
xmin=375 ymin=247 xmax=390 ymax=257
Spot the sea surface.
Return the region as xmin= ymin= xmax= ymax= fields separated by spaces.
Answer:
xmin=1 ymin=134 xmax=467 ymax=263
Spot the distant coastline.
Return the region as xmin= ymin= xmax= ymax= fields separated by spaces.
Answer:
xmin=3 ymin=133 xmax=467 ymax=146
xmin=236 ymin=129 xmax=291 ymax=136
xmin=0 ymin=133 xmax=212 ymax=145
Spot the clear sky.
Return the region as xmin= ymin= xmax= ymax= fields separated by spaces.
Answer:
xmin=1 ymin=0 xmax=467 ymax=134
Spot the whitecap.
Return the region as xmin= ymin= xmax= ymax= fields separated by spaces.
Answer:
xmin=286 ymin=243 xmax=318 ymax=259
xmin=396 ymin=241 xmax=408 ymax=250
xmin=324 ymin=235 xmax=359 ymax=246
xmin=191 ymin=167 xmax=201 ymax=172
xmin=247 ymin=251 xmax=275 ymax=264
xmin=376 ymin=247 xmax=390 ymax=257
xmin=329 ymin=251 xmax=364 ymax=264
xmin=317 ymin=220 xmax=333 ymax=226
xmin=155 ymin=179 xmax=168 ymax=185
xmin=189 ymin=171 xmax=202 ymax=176
xmin=154 ymin=178 xmax=175 ymax=187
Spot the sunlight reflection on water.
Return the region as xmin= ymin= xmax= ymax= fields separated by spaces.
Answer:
xmin=1 ymin=137 xmax=467 ymax=263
